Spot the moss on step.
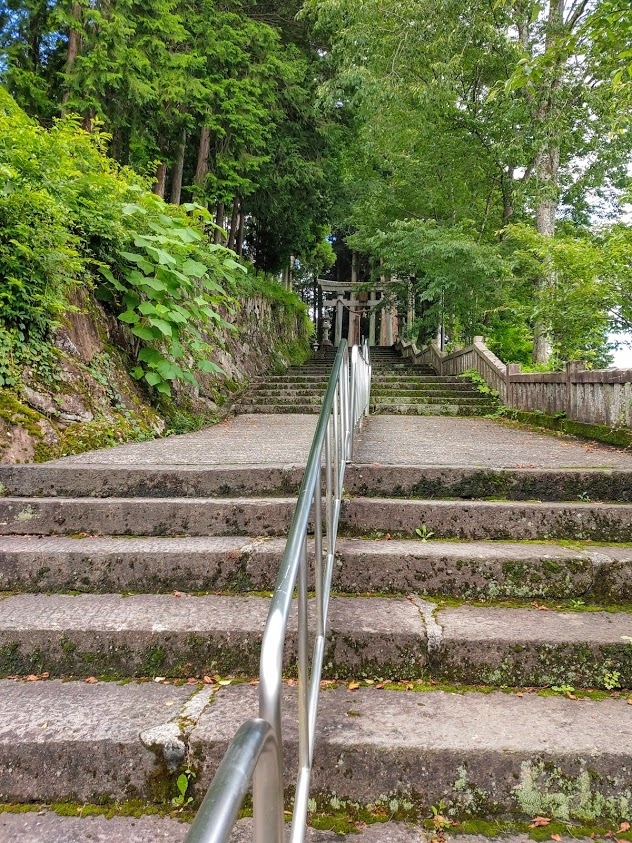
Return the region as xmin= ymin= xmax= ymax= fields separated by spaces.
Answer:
xmin=499 ymin=409 xmax=632 ymax=449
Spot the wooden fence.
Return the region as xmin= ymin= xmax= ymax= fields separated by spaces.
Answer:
xmin=396 ymin=337 xmax=632 ymax=429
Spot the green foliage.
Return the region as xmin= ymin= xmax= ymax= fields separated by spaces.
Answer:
xmin=0 ymin=88 xmax=244 ymax=396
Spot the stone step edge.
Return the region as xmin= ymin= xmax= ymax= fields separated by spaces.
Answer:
xmin=0 ymin=535 xmax=630 ymax=601
xmin=4 ymin=497 xmax=632 ymax=540
xmin=3 ymin=464 xmax=632 ymax=500
xmin=0 ymin=680 xmax=630 ymax=822
xmin=0 ymin=593 xmax=630 ymax=688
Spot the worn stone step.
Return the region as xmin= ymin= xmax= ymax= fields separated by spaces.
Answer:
xmin=370 ymin=403 xmax=493 ymax=416
xmin=371 ymin=396 xmax=492 ymax=406
xmin=1 ymin=681 xmax=630 ymax=818
xmin=433 ymin=604 xmax=632 ymax=687
xmin=10 ymin=463 xmax=629 ymax=503
xmin=239 ymin=396 xmax=324 ymax=407
xmin=371 ymin=386 xmax=482 ymax=399
xmin=0 ymin=814 xmax=441 ymax=843
xmin=0 ymin=464 xmax=305 ymax=499
xmin=1 ymin=535 xmax=629 ymax=601
xmin=341 ymin=498 xmax=632 ymax=541
xmin=344 ymin=464 xmax=632 ymax=502
xmin=201 ymin=685 xmax=632 ymax=818
xmin=247 ymin=388 xmax=328 ymax=397
xmin=0 ymin=497 xmax=297 ymax=537
xmin=234 ymin=404 xmax=322 ymax=414
xmin=0 ymin=594 xmax=425 ymax=679
xmin=372 ymin=375 xmax=466 ymax=383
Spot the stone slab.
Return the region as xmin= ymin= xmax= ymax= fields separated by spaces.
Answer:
xmin=0 ymin=497 xmax=297 ymax=537
xmin=1 ymin=536 xmax=630 ymax=602
xmin=0 ymin=535 xmax=255 ymax=593
xmin=344 ymin=465 xmax=632 ymax=502
xmin=10 ymin=814 xmax=548 ymax=843
xmin=0 ymin=594 xmax=426 ymax=679
xmin=341 ymin=498 xmax=632 ymax=541
xmin=437 ymin=606 xmax=632 ymax=688
xmin=329 ymin=538 xmax=596 ymax=600
xmin=0 ymin=465 xmax=305 ymax=498
xmin=353 ymin=417 xmax=632 ymax=469
xmin=191 ymin=686 xmax=632 ymax=821
xmin=0 ymin=680 xmax=199 ymax=802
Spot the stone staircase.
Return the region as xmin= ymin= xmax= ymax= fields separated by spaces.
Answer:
xmin=0 ymin=412 xmax=631 ymax=837
xmin=234 ymin=346 xmax=495 ymax=416
xmin=370 ymin=346 xmax=496 ymax=415
xmin=233 ymin=352 xmax=334 ymax=414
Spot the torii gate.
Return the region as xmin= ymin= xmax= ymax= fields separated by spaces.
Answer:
xmin=317 ymin=279 xmax=399 ymax=347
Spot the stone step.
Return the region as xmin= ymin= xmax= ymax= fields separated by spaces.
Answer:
xmin=371 ymin=396 xmax=492 ymax=406
xmin=372 ymin=375 xmax=466 ymax=383
xmin=344 ymin=464 xmax=632 ymax=502
xmin=370 ymin=404 xmax=493 ymax=416
xmin=341 ymin=498 xmax=632 ymax=541
xmin=0 ymin=497 xmax=297 ymax=537
xmin=239 ymin=396 xmax=324 ymax=407
xmin=0 ymin=814 xmax=446 ymax=843
xmin=2 ymin=680 xmax=630 ymax=821
xmin=4 ymin=464 xmax=631 ymax=504
xmin=371 ymin=386 xmax=483 ymax=400
xmin=0 ymin=464 xmax=305 ymax=498
xmin=0 ymin=594 xmax=426 ymax=680
xmin=247 ymin=388 xmax=328 ymax=397
xmin=234 ymin=404 xmax=321 ymax=415
xmin=1 ymin=535 xmax=629 ymax=601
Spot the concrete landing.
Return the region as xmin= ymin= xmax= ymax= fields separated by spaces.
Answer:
xmin=24 ymin=414 xmax=632 ymax=472
xmin=353 ymin=417 xmax=632 ymax=469
xmin=48 ymin=415 xmax=318 ymax=466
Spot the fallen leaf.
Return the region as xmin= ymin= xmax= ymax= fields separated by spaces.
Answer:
xmin=203 ymin=676 xmax=214 ymax=685
xmin=627 ymin=698 xmax=632 ymax=705
xmin=619 ymin=824 xmax=630 ymax=833
xmin=376 ymin=681 xmax=387 ymax=689
xmin=565 ymin=691 xmax=578 ymax=700
xmin=25 ymin=675 xmax=40 ymax=682
xmin=348 ymin=682 xmax=360 ymax=691
xmin=287 ymin=678 xmax=296 ymax=686
xmin=516 ymin=692 xmax=524 ymax=698
xmin=173 ymin=591 xmax=187 ymax=598
xmin=218 ymin=679 xmax=232 ymax=686
xmin=551 ymin=835 xmax=562 ymax=841
xmin=530 ymin=817 xmax=551 ymax=828
xmin=187 ymin=678 xmax=199 ymax=685
xmin=154 ymin=677 xmax=166 ymax=683
xmin=248 ymin=679 xmax=259 ymax=686
xmin=85 ymin=677 xmax=98 ymax=684
xmin=40 ymin=672 xmax=50 ymax=680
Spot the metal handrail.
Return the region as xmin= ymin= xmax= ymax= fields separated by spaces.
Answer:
xmin=185 ymin=339 xmax=371 ymax=843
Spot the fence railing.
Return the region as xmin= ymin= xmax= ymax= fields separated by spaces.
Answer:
xmin=397 ymin=336 xmax=632 ymax=429
xmin=186 ymin=339 xmax=371 ymax=843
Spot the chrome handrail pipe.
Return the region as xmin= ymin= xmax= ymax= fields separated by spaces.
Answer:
xmin=185 ymin=340 xmax=371 ymax=843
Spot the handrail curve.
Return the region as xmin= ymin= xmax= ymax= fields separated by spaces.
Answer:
xmin=185 ymin=339 xmax=371 ymax=843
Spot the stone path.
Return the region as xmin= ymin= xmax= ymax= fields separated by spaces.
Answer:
xmin=1 ymin=348 xmax=632 ymax=841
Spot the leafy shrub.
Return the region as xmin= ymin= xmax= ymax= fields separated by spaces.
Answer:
xmin=0 ymin=88 xmax=245 ymax=396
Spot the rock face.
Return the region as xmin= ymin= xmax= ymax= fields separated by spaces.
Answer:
xmin=0 ymin=288 xmax=310 ymax=464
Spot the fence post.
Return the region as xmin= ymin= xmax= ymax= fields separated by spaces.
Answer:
xmin=506 ymin=363 xmax=521 ymax=408
xmin=566 ymin=360 xmax=585 ymax=420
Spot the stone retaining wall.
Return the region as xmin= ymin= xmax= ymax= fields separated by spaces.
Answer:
xmin=397 ymin=338 xmax=632 ymax=429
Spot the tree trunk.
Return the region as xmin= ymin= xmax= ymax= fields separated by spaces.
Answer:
xmin=213 ymin=202 xmax=225 ymax=244
xmin=153 ymin=163 xmax=167 ymax=199
xmin=227 ymin=197 xmax=240 ymax=250
xmin=530 ymin=0 xmax=565 ymax=364
xmin=236 ymin=211 xmax=245 ymax=256
xmin=61 ymin=3 xmax=81 ymax=111
xmin=170 ymin=129 xmax=186 ymax=205
xmin=195 ymin=125 xmax=211 ymax=194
